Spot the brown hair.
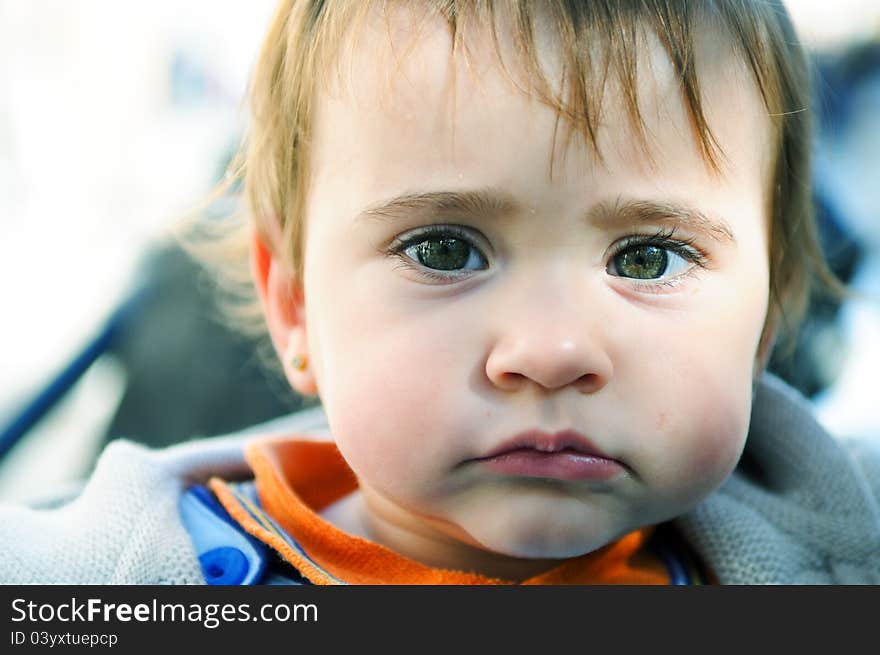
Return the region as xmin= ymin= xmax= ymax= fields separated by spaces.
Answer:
xmin=180 ymin=0 xmax=841 ymax=362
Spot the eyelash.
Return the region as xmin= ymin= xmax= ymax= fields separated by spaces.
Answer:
xmin=607 ymin=227 xmax=709 ymax=293
xmin=385 ymin=225 xmax=709 ymax=289
xmin=386 ymin=224 xmax=488 ymax=283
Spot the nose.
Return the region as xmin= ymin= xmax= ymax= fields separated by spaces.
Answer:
xmin=484 ymin=285 xmax=613 ymax=395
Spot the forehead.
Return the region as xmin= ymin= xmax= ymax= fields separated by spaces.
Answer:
xmin=308 ymin=4 xmax=774 ymax=206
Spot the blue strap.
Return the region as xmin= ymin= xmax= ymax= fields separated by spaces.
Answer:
xmin=0 ymin=283 xmax=150 ymax=461
xmin=648 ymin=527 xmax=694 ymax=586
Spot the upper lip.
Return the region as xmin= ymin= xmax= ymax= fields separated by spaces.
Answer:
xmin=478 ymin=429 xmax=613 ymax=460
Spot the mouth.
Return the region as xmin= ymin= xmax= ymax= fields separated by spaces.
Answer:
xmin=473 ymin=429 xmax=625 ymax=482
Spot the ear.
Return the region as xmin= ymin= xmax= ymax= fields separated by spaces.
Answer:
xmin=251 ymin=229 xmax=318 ymax=396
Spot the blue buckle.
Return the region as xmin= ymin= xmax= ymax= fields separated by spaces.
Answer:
xmin=179 ymin=485 xmax=269 ymax=585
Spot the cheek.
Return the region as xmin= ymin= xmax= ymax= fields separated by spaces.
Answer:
xmin=307 ymin=280 xmax=468 ymax=498
xmin=622 ymin=286 xmax=764 ymax=504
xmin=327 ymin=369 xmax=449 ymax=492
xmin=669 ymin=372 xmax=751 ymax=480
xmin=636 ymin=337 xmax=755 ymax=507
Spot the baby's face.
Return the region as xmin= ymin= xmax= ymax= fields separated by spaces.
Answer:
xmin=297 ymin=14 xmax=772 ymax=567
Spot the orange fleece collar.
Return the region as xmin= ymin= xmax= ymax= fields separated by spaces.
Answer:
xmin=211 ymin=437 xmax=671 ymax=585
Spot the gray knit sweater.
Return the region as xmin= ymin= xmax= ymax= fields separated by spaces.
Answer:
xmin=1 ymin=375 xmax=877 ymax=584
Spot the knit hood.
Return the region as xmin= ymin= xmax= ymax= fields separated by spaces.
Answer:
xmin=676 ymin=374 xmax=880 ymax=583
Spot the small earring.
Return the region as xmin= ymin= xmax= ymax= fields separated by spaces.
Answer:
xmin=291 ymin=354 xmax=308 ymax=371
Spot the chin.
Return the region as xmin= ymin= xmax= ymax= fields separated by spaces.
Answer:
xmin=468 ymin=512 xmax=616 ymax=560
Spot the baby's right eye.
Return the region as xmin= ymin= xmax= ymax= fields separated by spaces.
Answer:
xmin=405 ymin=236 xmax=485 ymax=271
xmin=390 ymin=225 xmax=489 ymax=279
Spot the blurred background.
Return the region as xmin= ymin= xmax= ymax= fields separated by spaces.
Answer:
xmin=0 ymin=1 xmax=878 ymax=503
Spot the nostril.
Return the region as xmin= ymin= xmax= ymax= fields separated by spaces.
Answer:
xmin=495 ymin=371 xmax=530 ymax=390
xmin=573 ymin=373 xmax=606 ymax=394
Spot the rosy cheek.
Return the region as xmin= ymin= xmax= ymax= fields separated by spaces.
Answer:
xmin=681 ymin=413 xmax=746 ymax=486
xmin=657 ymin=371 xmax=751 ymax=502
xmin=319 ymin=329 xmax=458 ymax=498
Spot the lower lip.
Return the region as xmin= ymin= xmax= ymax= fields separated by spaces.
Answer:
xmin=477 ymin=449 xmax=625 ymax=481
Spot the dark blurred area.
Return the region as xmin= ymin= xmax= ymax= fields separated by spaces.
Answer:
xmin=768 ymin=40 xmax=880 ymax=397
xmin=100 ymin=245 xmax=315 ymax=449
xmin=765 ymin=189 xmax=862 ymax=397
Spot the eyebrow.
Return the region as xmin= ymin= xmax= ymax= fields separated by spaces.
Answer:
xmin=358 ymin=188 xmax=518 ymax=223
xmin=357 ymin=188 xmax=736 ymax=243
xmin=592 ymin=198 xmax=736 ymax=244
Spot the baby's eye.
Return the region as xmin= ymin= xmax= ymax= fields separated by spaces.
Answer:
xmin=392 ymin=226 xmax=489 ymax=277
xmin=607 ymin=235 xmax=705 ymax=281
xmin=404 ymin=237 xmax=485 ymax=271
xmin=608 ymin=244 xmax=687 ymax=279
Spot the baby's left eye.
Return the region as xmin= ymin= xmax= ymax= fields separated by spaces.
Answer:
xmin=607 ymin=241 xmax=699 ymax=280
